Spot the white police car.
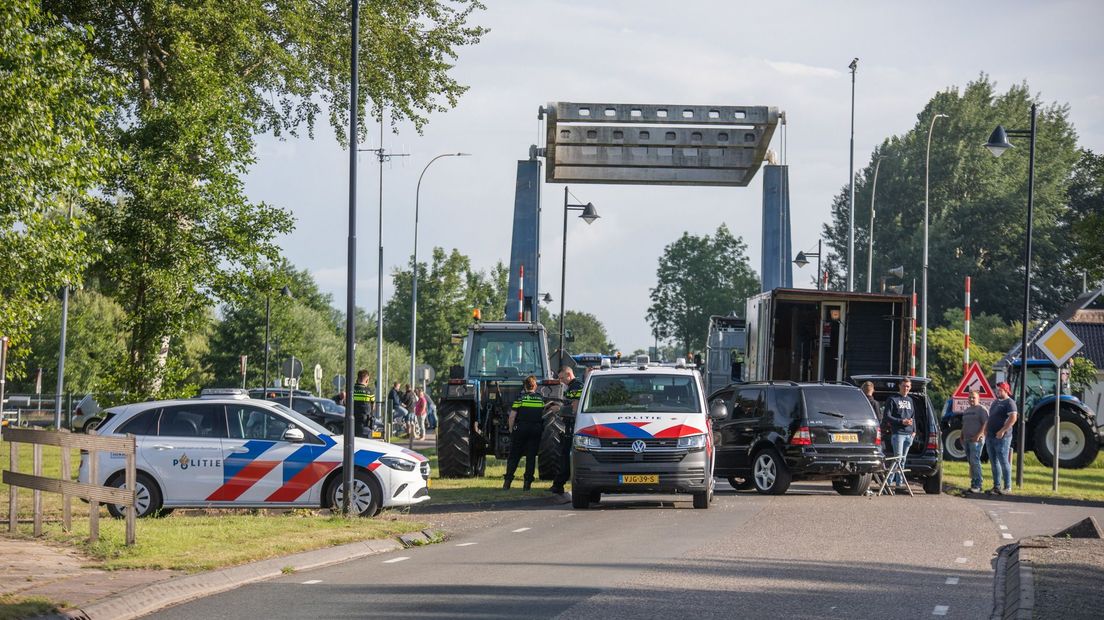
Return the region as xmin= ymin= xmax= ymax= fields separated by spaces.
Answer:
xmin=78 ymin=389 xmax=430 ymax=517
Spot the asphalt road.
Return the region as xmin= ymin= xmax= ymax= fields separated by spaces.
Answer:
xmin=154 ymin=481 xmax=1006 ymax=619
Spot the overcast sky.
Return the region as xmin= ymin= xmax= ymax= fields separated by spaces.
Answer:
xmin=243 ymin=0 xmax=1104 ymax=354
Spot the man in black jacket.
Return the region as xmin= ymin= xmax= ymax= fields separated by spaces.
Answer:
xmin=882 ymin=377 xmax=915 ymax=488
xmin=549 ymin=366 xmax=584 ymax=495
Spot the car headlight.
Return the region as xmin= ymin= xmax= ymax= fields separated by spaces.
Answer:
xmin=677 ymin=434 xmax=706 ymax=449
xmin=379 ymin=455 xmax=417 ymax=471
xmin=573 ymin=434 xmax=601 ymax=450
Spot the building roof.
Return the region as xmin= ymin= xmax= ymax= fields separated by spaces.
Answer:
xmin=997 ymin=286 xmax=1104 ymax=369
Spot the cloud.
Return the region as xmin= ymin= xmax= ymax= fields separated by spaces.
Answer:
xmin=765 ymin=60 xmax=842 ymax=79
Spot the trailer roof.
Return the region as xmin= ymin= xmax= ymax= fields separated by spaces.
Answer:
xmin=754 ymin=288 xmax=909 ymax=303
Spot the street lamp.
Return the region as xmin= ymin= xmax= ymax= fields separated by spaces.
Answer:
xmin=847 ymin=58 xmax=858 ymax=291
xmin=264 ymin=285 xmax=293 ymax=391
xmin=985 ymin=103 xmax=1038 ymax=488
xmin=558 ymin=187 xmax=599 ymax=368
xmin=540 ymin=292 xmax=553 ymax=304
xmin=409 ymin=152 xmax=470 ymax=388
xmin=866 ymin=156 xmax=891 ymax=293
xmin=793 ymin=240 xmax=823 ymax=290
xmin=921 ymin=112 xmax=949 ymax=378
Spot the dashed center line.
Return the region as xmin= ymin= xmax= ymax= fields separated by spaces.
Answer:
xmin=963 ymin=540 xmax=974 ymax=547
xmin=933 ymin=605 xmax=949 ymax=616
xmin=999 ymin=525 xmax=1008 ymax=530
xmin=1002 ymin=533 xmax=1014 ymax=539
xmin=455 ymin=542 xmax=478 ymax=547
xmin=512 ymin=527 xmax=531 ymax=533
xmin=955 ymin=557 xmax=968 ymax=564
xmin=301 ymin=579 xmax=322 ymax=585
xmin=945 ymin=577 xmax=959 ymax=585
xmin=383 ymin=556 xmax=410 ymax=564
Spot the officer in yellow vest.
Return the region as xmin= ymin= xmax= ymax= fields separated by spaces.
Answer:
xmin=352 ymin=369 xmax=375 ymax=437
xmin=503 ymin=375 xmax=545 ymax=490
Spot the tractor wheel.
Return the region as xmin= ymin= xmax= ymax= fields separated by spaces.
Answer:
xmin=942 ymin=428 xmax=966 ymax=462
xmin=538 ymin=402 xmax=566 ymax=481
xmin=1032 ymin=409 xmax=1100 ymax=469
xmin=437 ymin=401 xmax=476 ymax=478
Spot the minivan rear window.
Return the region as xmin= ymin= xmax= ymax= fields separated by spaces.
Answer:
xmin=802 ymin=387 xmax=877 ymax=421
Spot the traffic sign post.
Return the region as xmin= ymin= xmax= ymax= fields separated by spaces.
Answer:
xmin=951 ymin=361 xmax=995 ymax=414
xmin=313 ymin=364 xmax=323 ymax=397
xmin=1036 ymin=321 xmax=1084 ymax=491
xmin=240 ymin=355 xmax=248 ymax=389
xmin=282 ymin=356 xmax=302 ymax=410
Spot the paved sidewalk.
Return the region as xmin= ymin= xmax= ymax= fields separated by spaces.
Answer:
xmin=0 ymin=536 xmax=177 ymax=610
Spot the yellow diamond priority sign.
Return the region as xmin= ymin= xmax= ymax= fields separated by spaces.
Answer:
xmin=1036 ymin=321 xmax=1084 ymax=368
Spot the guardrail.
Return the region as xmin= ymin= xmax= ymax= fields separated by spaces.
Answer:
xmin=2 ymin=427 xmax=136 ymax=545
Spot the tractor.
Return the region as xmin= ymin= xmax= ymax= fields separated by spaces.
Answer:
xmin=435 ymin=320 xmax=567 ymax=479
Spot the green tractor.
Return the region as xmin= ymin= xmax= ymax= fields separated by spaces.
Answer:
xmin=436 ymin=321 xmax=567 ymax=479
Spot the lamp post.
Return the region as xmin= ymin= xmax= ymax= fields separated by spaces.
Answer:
xmin=985 ymin=103 xmax=1038 ymax=488
xmin=558 ymin=187 xmax=599 ymax=368
xmin=409 ymin=152 xmax=470 ymax=388
xmin=866 ymin=156 xmax=889 ymax=293
xmin=264 ymin=285 xmax=293 ymax=391
xmin=921 ymin=112 xmax=948 ymax=378
xmin=846 ymin=57 xmax=858 ymax=291
xmin=793 ymin=239 xmax=823 ymax=290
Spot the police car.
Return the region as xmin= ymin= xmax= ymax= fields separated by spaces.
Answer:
xmin=570 ymin=356 xmax=720 ymax=509
xmin=78 ymin=389 xmax=430 ymax=518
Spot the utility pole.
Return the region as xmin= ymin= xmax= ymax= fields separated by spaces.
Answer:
xmin=846 ymin=57 xmax=858 ymax=291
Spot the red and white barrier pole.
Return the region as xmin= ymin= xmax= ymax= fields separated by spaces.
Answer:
xmin=909 ymin=291 xmax=917 ymax=376
xmin=963 ymin=276 xmax=971 ymax=375
xmin=517 ymin=264 xmax=524 ymax=321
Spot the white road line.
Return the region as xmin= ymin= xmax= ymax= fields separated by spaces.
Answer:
xmin=1002 ymin=533 xmax=1014 ymax=539
xmin=1008 ymin=511 xmax=1033 ymax=515
xmin=933 ymin=605 xmax=949 ymax=616
xmin=561 ymin=513 xmax=576 ymax=517
xmin=963 ymin=540 xmax=974 ymax=547
xmin=455 ymin=542 xmax=478 ymax=547
xmin=512 ymin=527 xmax=531 ymax=533
xmin=301 ymin=580 xmax=322 ymax=585
xmin=383 ymin=556 xmax=410 ymax=564
xmin=999 ymin=525 xmax=1008 ymax=530
xmin=955 ymin=557 xmax=968 ymax=564
xmin=945 ymin=577 xmax=959 ymax=585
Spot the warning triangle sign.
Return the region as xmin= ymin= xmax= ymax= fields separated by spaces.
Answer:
xmin=952 ymin=361 xmax=995 ymax=400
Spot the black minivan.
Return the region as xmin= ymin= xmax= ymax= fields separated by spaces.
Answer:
xmin=709 ymin=382 xmax=883 ymax=495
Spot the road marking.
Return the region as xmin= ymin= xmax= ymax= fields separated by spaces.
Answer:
xmin=1009 ymin=511 xmax=1033 ymax=515
xmin=963 ymin=540 xmax=974 ymax=547
xmin=999 ymin=525 xmax=1008 ymax=530
xmin=933 ymin=605 xmax=949 ymax=616
xmin=945 ymin=577 xmax=959 ymax=585
xmin=383 ymin=556 xmax=410 ymax=564
xmin=512 ymin=527 xmax=531 ymax=533
xmin=301 ymin=580 xmax=322 ymax=585
xmin=561 ymin=513 xmax=576 ymax=517
xmin=455 ymin=542 xmax=478 ymax=547
xmin=955 ymin=557 xmax=968 ymax=564
xmin=1002 ymin=533 xmax=1014 ymax=539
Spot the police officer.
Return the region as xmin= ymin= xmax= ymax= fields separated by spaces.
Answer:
xmin=503 ymin=375 xmax=545 ymax=490
xmin=352 ymin=369 xmax=375 ymax=437
xmin=549 ymin=366 xmax=584 ymax=495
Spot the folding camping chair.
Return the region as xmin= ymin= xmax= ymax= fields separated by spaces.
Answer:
xmin=876 ymin=455 xmax=914 ymax=497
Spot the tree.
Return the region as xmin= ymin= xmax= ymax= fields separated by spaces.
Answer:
xmin=45 ymin=0 xmax=487 ymax=398
xmin=0 ymin=0 xmax=116 ymax=371
xmin=647 ymin=225 xmax=760 ymax=354
xmin=926 ymin=326 xmax=1003 ymax=405
xmin=383 ymin=248 xmax=504 ymax=377
xmin=542 ymin=311 xmax=615 ymax=356
xmin=822 ymin=76 xmax=1082 ymax=323
xmin=1066 ymin=150 xmax=1104 ymax=284
xmin=942 ymin=308 xmax=1022 ymax=355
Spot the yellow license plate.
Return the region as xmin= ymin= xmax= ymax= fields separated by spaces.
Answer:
xmin=832 ymin=433 xmax=859 ymax=443
xmin=619 ymin=474 xmax=659 ymax=484
xmin=371 ymin=431 xmax=382 ymax=438
xmin=426 ymin=478 xmax=431 ymax=488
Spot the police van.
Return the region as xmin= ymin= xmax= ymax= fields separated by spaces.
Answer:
xmin=78 ymin=389 xmax=430 ymax=517
xmin=570 ymin=357 xmax=720 ymax=509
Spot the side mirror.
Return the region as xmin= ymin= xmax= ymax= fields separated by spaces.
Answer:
xmin=709 ymin=400 xmax=729 ymax=420
xmin=282 ymin=427 xmax=305 ymax=443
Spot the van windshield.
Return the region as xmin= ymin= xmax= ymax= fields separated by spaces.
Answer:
xmin=582 ymin=374 xmax=700 ymax=413
xmin=802 ymin=387 xmax=876 ymax=421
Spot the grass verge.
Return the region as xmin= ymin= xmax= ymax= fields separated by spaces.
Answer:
xmin=421 ymin=448 xmax=566 ymax=504
xmin=943 ymin=452 xmax=1104 ymax=502
xmin=0 ymin=595 xmax=57 ymax=620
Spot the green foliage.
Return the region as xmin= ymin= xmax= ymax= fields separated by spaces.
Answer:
xmin=925 ymin=326 xmax=1003 ymax=404
xmin=541 ymin=311 xmax=615 ymax=357
xmin=1066 ymin=150 xmax=1104 ymax=283
xmin=383 ymin=248 xmax=505 ymax=377
xmin=1069 ymin=356 xmax=1097 ymax=395
xmin=822 ymin=76 xmax=1082 ymax=323
xmin=942 ymin=308 xmax=1022 ymax=354
xmin=647 ymin=225 xmax=760 ymax=353
xmin=0 ymin=0 xmax=116 ymax=369
xmin=43 ymin=0 xmax=486 ymax=399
